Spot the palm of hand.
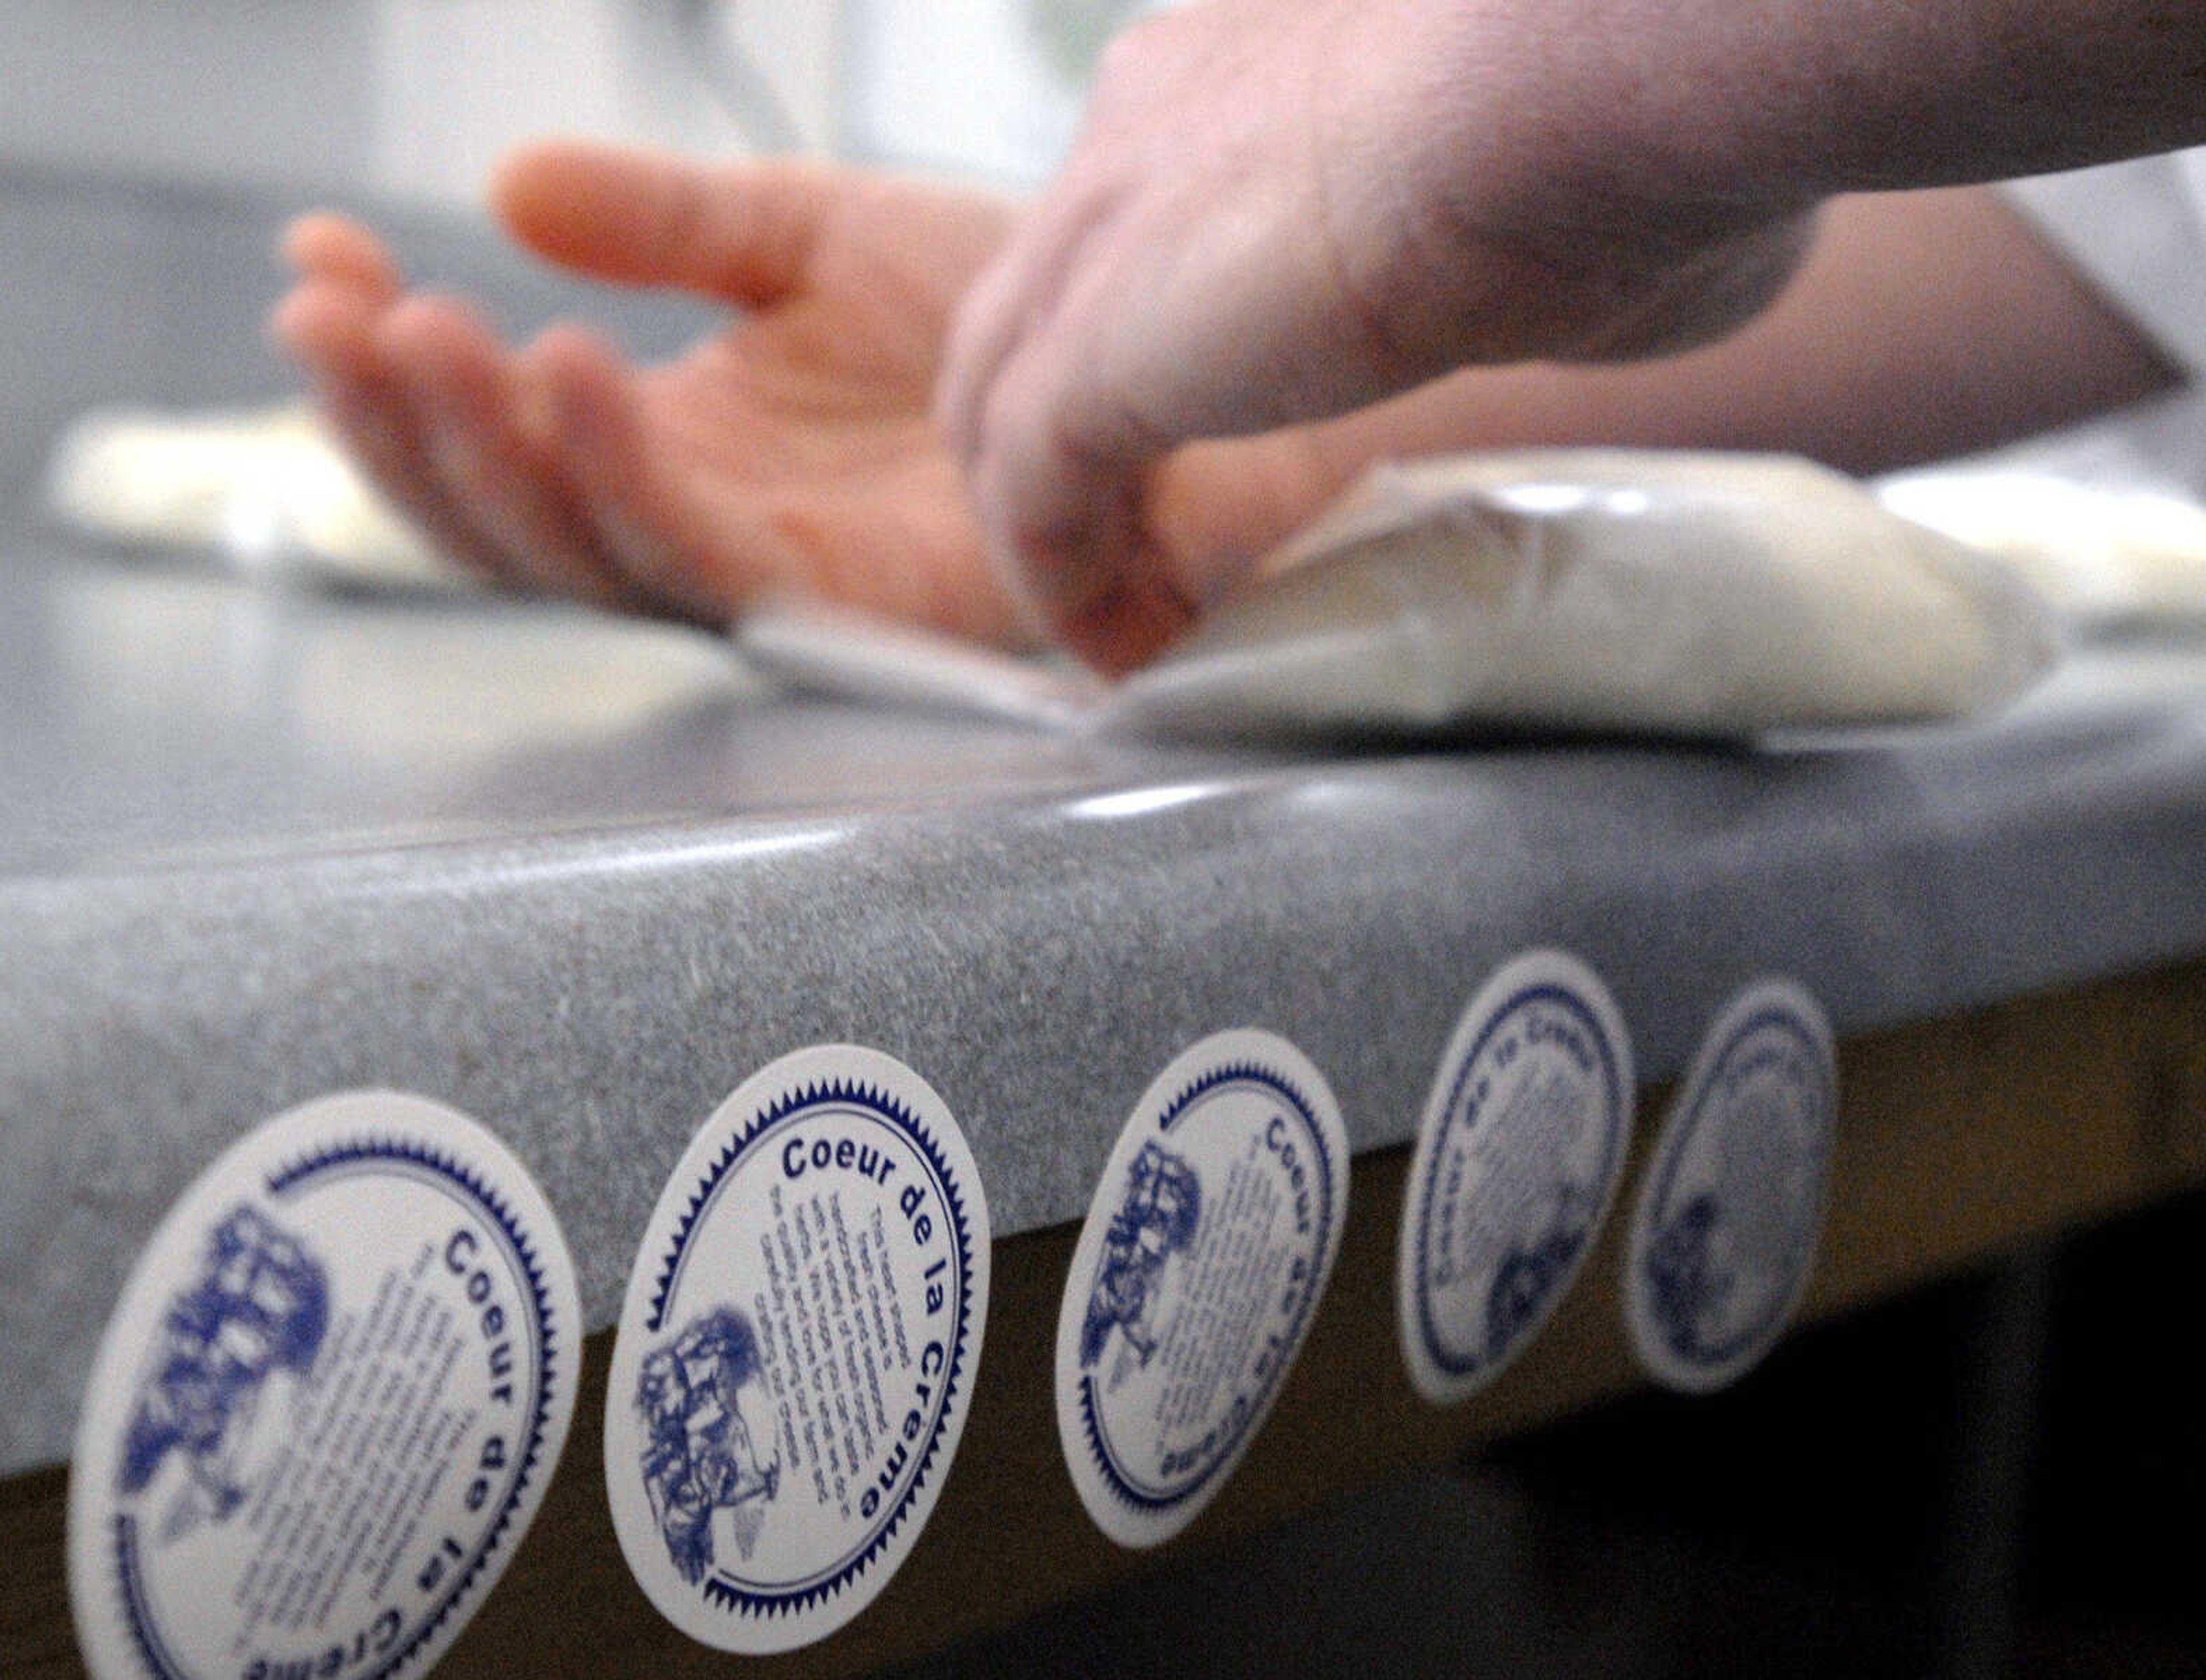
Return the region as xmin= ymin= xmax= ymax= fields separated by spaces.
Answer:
xmin=609 ymin=179 xmax=1027 ymax=642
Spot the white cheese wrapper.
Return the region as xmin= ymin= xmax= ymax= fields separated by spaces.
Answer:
xmin=735 ymin=598 xmax=1106 ymax=728
xmin=44 ymin=404 xmax=463 ymax=592
xmin=1876 ymin=465 xmax=2206 ymax=633
xmin=1105 ymin=450 xmax=2060 ymax=741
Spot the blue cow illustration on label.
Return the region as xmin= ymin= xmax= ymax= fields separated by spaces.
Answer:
xmin=1079 ymin=1142 xmax=1202 ymax=1370
xmin=1641 ymin=1192 xmax=1732 ymax=1356
xmin=118 ymin=1204 xmax=330 ymax=1537
xmin=1483 ymin=1178 xmax=1593 ymax=1361
xmin=637 ymin=1307 xmax=781 ymax=1585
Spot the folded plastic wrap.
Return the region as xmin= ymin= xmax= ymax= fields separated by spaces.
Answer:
xmin=43 ymin=403 xmax=466 ymax=592
xmin=735 ymin=598 xmax=1104 ymax=728
xmin=1102 ymin=450 xmax=2061 ymax=742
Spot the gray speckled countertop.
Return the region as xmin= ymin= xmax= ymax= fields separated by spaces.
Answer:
xmin=7 ymin=165 xmax=2206 ymax=1476
xmin=9 ymin=525 xmax=2206 ymax=1474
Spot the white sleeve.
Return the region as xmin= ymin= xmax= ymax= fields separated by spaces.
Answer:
xmin=2001 ymin=149 xmax=2206 ymax=381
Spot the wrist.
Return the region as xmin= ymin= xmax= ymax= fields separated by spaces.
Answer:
xmin=1341 ymin=0 xmax=1817 ymax=368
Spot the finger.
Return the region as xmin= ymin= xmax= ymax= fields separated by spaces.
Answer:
xmin=377 ymin=295 xmax=643 ymax=609
xmin=975 ymin=469 xmax=1197 ymax=674
xmin=934 ymin=251 xmax=1035 ymax=467
xmin=934 ymin=178 xmax=1113 ymax=463
xmin=1040 ymin=546 xmax=1200 ymax=675
xmin=268 ymin=276 xmax=387 ymax=381
xmin=279 ymin=213 xmax=403 ymax=303
xmin=529 ymin=325 xmax=793 ymax=623
xmin=271 ymin=284 xmax=535 ymax=592
xmin=1144 ymin=430 xmax=1334 ymax=600
xmin=491 ymin=138 xmax=838 ymax=309
xmin=969 ymin=351 xmax=1192 ymax=673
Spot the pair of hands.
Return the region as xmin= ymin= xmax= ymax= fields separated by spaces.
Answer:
xmin=275 ymin=145 xmax=1316 ymax=669
xmin=275 ymin=0 xmax=1812 ymax=673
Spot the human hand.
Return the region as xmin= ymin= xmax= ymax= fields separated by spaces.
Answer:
xmin=272 ymin=142 xmax=1038 ymax=644
xmin=272 ymin=140 xmax=1337 ymax=656
xmin=938 ymin=0 xmax=1817 ymax=669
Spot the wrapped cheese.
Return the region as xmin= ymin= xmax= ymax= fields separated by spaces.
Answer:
xmin=44 ymin=403 xmax=464 ymax=592
xmin=1104 ymin=450 xmax=2060 ymax=742
xmin=1877 ymin=465 xmax=2206 ymax=633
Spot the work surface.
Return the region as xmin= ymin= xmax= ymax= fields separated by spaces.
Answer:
xmin=7 ymin=519 xmax=2206 ymax=1482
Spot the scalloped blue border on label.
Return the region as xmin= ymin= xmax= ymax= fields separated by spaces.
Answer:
xmin=644 ymin=1077 xmax=980 ymax=1625
xmin=109 ymin=1134 xmax=563 ymax=1680
xmin=1409 ymin=980 xmax=1629 ymax=1381
xmin=1074 ymin=1060 xmax=1340 ymax=1515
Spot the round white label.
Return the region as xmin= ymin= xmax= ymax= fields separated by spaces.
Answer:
xmin=67 ymin=1090 xmax=582 ymax=1680
xmin=1625 ymin=978 xmax=1837 ymax=1393
xmin=1055 ymin=1030 xmax=1349 ymax=1550
xmin=604 ymin=1046 xmax=990 ymax=1654
xmin=1396 ymin=950 xmax=1636 ymax=1404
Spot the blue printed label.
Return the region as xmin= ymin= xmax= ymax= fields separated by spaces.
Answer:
xmin=1397 ymin=950 xmax=1635 ymax=1404
xmin=1055 ymin=1030 xmax=1349 ymax=1550
xmin=1626 ymin=979 xmax=1837 ymax=1392
xmin=67 ymin=1091 xmax=580 ymax=1680
xmin=605 ymin=1046 xmax=990 ymax=1654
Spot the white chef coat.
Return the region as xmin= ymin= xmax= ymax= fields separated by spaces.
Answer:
xmin=2005 ymin=149 xmax=2206 ymax=383
xmin=1996 ymin=151 xmax=2206 ymax=494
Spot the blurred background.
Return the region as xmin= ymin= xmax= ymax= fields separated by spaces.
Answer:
xmin=0 ymin=0 xmax=1162 ymax=522
xmin=0 ymin=0 xmax=1159 ymax=202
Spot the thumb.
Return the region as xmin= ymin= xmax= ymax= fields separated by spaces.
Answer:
xmin=489 ymin=138 xmax=836 ymax=309
xmin=968 ymin=407 xmax=1197 ymax=675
